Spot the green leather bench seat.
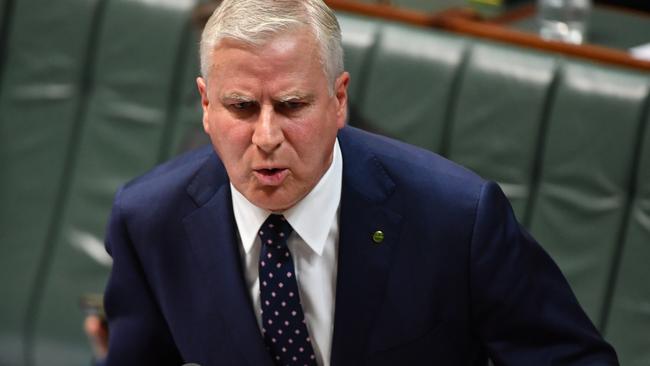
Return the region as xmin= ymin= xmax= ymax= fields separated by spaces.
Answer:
xmin=27 ymin=0 xmax=201 ymax=364
xmin=1 ymin=4 xmax=649 ymax=366
xmin=0 ymin=0 xmax=101 ymax=363
xmin=606 ymin=113 xmax=650 ymax=366
xmin=0 ymin=0 xmax=201 ymax=364
xmin=527 ymin=63 xmax=649 ymax=324
xmin=354 ymin=22 xmax=468 ymax=153
xmin=446 ymin=44 xmax=557 ymax=218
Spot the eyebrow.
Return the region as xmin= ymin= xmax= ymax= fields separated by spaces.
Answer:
xmin=220 ymin=93 xmax=255 ymax=103
xmin=276 ymin=92 xmax=315 ymax=103
xmin=220 ymin=92 xmax=316 ymax=104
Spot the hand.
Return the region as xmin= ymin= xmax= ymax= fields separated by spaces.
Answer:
xmin=84 ymin=315 xmax=108 ymax=361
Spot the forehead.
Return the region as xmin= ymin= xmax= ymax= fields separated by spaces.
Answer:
xmin=208 ymin=31 xmax=326 ymax=92
xmin=225 ymin=34 xmax=309 ymax=61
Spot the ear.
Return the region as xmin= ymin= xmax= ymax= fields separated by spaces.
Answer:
xmin=196 ymin=77 xmax=210 ymax=133
xmin=334 ymin=72 xmax=350 ymax=129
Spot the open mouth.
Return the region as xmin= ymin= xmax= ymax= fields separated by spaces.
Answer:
xmin=253 ymin=167 xmax=289 ymax=186
xmin=258 ymin=168 xmax=283 ymax=176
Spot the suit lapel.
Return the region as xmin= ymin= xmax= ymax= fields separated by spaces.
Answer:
xmin=181 ymin=128 xmax=402 ymax=366
xmin=183 ymin=154 xmax=273 ymax=366
xmin=330 ymin=128 xmax=403 ymax=366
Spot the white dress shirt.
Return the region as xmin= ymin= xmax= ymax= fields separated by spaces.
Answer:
xmin=230 ymin=139 xmax=342 ymax=366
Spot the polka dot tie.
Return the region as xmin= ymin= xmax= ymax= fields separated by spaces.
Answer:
xmin=258 ymin=214 xmax=317 ymax=366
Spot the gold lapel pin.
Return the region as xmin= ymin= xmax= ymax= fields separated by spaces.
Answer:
xmin=372 ymin=230 xmax=384 ymax=244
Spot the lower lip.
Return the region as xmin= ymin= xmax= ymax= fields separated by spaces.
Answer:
xmin=253 ymin=169 xmax=289 ymax=186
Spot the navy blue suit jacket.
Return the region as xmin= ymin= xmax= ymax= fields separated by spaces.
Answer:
xmin=103 ymin=126 xmax=617 ymax=365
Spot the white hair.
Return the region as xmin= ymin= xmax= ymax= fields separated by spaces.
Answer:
xmin=199 ymin=0 xmax=344 ymax=93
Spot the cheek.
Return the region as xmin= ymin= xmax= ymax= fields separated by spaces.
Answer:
xmin=286 ymin=119 xmax=337 ymax=165
xmin=283 ymin=121 xmax=319 ymax=156
xmin=213 ymin=119 xmax=251 ymax=150
xmin=288 ymin=104 xmax=339 ymax=145
xmin=209 ymin=121 xmax=253 ymax=169
xmin=228 ymin=125 xmax=253 ymax=147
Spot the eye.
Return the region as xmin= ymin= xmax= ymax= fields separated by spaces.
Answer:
xmin=231 ymin=101 xmax=255 ymax=110
xmin=278 ymin=101 xmax=306 ymax=112
xmin=283 ymin=101 xmax=303 ymax=109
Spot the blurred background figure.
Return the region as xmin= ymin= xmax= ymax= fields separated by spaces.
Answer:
xmin=83 ymin=315 xmax=108 ymax=362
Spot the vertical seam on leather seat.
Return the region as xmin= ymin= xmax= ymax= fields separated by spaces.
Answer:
xmin=22 ymin=0 xmax=111 ymax=364
xmin=0 ymin=0 xmax=16 ymax=102
xmin=522 ymin=58 xmax=562 ymax=229
xmin=1 ymin=1 xmax=23 ymax=364
xmin=438 ymin=41 xmax=471 ymax=158
xmin=599 ymin=84 xmax=650 ymax=333
xmin=156 ymin=16 xmax=195 ymax=163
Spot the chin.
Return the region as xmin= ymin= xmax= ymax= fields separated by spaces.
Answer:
xmin=248 ymin=190 xmax=297 ymax=212
xmin=256 ymin=200 xmax=294 ymax=213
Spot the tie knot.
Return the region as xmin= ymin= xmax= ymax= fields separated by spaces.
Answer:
xmin=258 ymin=214 xmax=293 ymax=246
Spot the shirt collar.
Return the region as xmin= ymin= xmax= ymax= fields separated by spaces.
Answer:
xmin=231 ymin=138 xmax=343 ymax=256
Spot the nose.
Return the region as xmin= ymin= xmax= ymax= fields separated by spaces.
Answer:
xmin=251 ymin=104 xmax=284 ymax=154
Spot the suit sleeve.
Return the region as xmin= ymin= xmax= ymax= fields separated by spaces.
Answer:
xmin=470 ymin=181 xmax=619 ymax=365
xmin=103 ymin=187 xmax=183 ymax=365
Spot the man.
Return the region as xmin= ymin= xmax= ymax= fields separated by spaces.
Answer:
xmin=100 ymin=0 xmax=618 ymax=364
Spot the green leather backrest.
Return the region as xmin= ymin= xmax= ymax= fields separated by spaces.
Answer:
xmin=338 ymin=14 xmax=379 ymax=111
xmin=26 ymin=1 xmax=199 ymax=364
xmin=0 ymin=0 xmax=100 ymax=363
xmin=356 ymin=21 xmax=468 ymax=153
xmin=161 ymin=27 xmax=207 ymax=160
xmin=446 ymin=43 xmax=557 ymax=218
xmin=527 ymin=63 xmax=649 ymax=323
xmin=605 ymin=110 xmax=650 ymax=366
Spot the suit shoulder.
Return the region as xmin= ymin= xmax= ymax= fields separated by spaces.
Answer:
xmin=117 ymin=145 xmax=216 ymax=210
xmin=341 ymin=126 xmax=486 ymax=197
